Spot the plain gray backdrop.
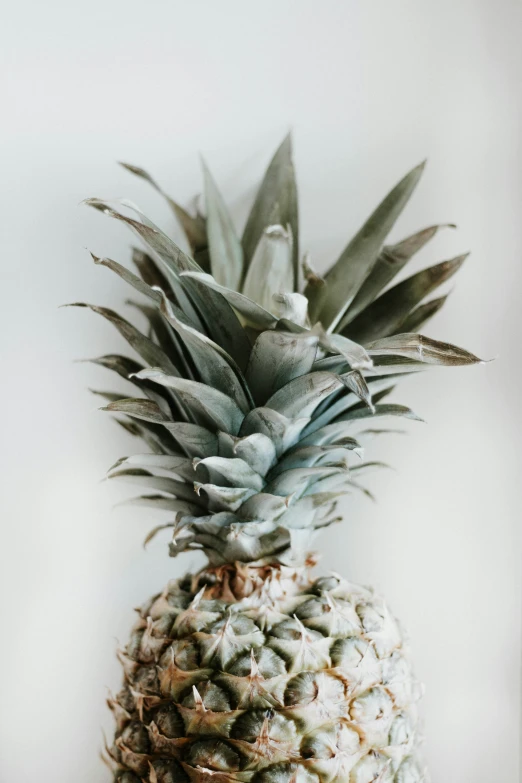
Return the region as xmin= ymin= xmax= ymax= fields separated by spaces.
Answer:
xmin=1 ymin=1 xmax=521 ymax=781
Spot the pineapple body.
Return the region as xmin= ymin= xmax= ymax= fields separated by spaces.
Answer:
xmin=110 ymin=565 xmax=426 ymax=783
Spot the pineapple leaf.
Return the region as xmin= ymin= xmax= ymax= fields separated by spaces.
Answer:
xmin=306 ymin=161 xmax=426 ymax=330
xmin=195 ymin=483 xmax=257 ymax=513
xmin=165 ymin=422 xmax=219 ymax=459
xmin=345 ymin=254 xmax=467 ymax=344
xmin=397 ymin=294 xmax=449 ymax=334
xmin=195 ymin=457 xmax=264 ymax=492
xmin=342 ymin=223 xmax=456 ymax=324
xmin=265 ymin=372 xmax=344 ymax=419
xmin=119 ymin=162 xmax=208 ymax=254
xmin=240 ymin=407 xmax=310 ymax=455
xmin=272 ymin=293 xmax=310 ymax=327
xmin=131 ymin=248 xmax=175 ymax=296
xmin=297 ymin=421 xmax=364 ymax=448
xmin=242 ymin=225 xmax=294 ymax=312
xmin=202 ymin=159 xmax=244 ymax=290
xmin=115 ymin=494 xmax=202 ymax=515
xmin=264 ymin=466 xmax=345 ymax=498
xmin=321 ymin=333 xmax=373 ymax=372
xmin=109 ymin=470 xmax=203 ymax=505
xmin=181 ymin=271 xmax=277 ymax=330
xmin=113 ymin=453 xmax=195 ymax=482
xmin=236 ymin=493 xmax=288 ymax=522
xmin=241 ymin=133 xmax=299 ymax=288
xmin=85 ymin=199 xmax=251 ymax=367
xmin=245 ymin=329 xmax=319 ymax=406
xmin=302 ymin=377 xmax=395 ymax=436
xmin=102 ymin=398 xmax=171 ymax=424
xmin=133 ymin=368 xmax=245 ymax=435
xmin=67 ymin=303 xmax=179 ymax=374
xmin=91 ymin=253 xmax=163 ymax=305
xmin=341 ymin=370 xmax=373 ymax=411
xmin=366 ymin=333 xmax=482 ymax=366
xmin=217 ymin=432 xmax=276 ymax=477
xmin=159 ymin=292 xmax=253 ymax=412
xmin=338 ymin=402 xmax=424 ymax=423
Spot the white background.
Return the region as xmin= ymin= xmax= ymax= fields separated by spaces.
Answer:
xmin=1 ymin=1 xmax=521 ymax=781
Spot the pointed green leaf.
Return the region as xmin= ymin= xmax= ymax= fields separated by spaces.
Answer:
xmin=131 ymin=247 xmax=175 ymax=296
xmin=237 ymin=493 xmax=288 ymax=522
xmin=321 ymin=333 xmax=373 ymax=372
xmin=102 ymin=398 xmax=171 ymax=424
xmin=302 ymin=377 xmax=394 ymax=436
xmin=345 ymin=254 xmax=467 ymax=344
xmin=195 ymin=457 xmax=264 ymax=491
xmin=159 ymin=293 xmax=252 ymax=412
xmin=134 ymin=367 xmax=245 ymax=434
xmin=91 ymin=253 xmax=164 ymax=304
xmin=306 ymin=161 xmax=426 ymax=330
xmin=202 ymin=160 xmax=243 ymax=290
xmin=109 ymin=469 xmax=201 ymax=504
xmin=119 ymin=162 xmax=208 ymax=253
xmin=397 ymin=295 xmax=448 ymax=334
xmin=265 ymin=371 xmax=343 ymax=419
xmin=195 ymin=482 xmax=256 ymax=513
xmin=113 ymin=453 xmax=194 ymax=482
xmin=166 ymin=423 xmax=219 ymax=459
xmin=264 ymin=466 xmax=344 ymax=498
xmin=242 ymin=133 xmax=299 ymax=287
xmin=369 ymin=355 xmax=426 ymax=375
xmin=297 ymin=422 xmax=364 ymax=449
xmin=115 ymin=494 xmax=202 ymax=515
xmin=67 ymin=303 xmax=179 ymax=374
xmin=83 ymin=354 xmax=143 ymax=381
xmin=84 ymin=199 xmax=250 ymax=367
xmin=217 ymin=432 xmax=276 ymax=477
xmin=242 ymin=225 xmax=294 ymax=311
xmin=366 ymin=333 xmax=482 ymax=366
xmin=246 ymin=329 xmax=319 ymax=405
xmin=274 ymin=445 xmax=359 ymax=474
xmin=341 ymin=223 xmax=455 ymax=325
xmin=337 ymin=403 xmax=423 ymax=423
xmin=240 ymin=407 xmax=309 ymax=455
xmin=341 ymin=370 xmax=373 ymax=411
xmin=180 ymin=271 xmax=277 ymax=330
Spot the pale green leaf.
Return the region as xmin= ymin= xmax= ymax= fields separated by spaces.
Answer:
xmin=242 ymin=133 xmax=299 ymax=287
xmin=397 ymin=295 xmax=449 ymax=334
xmin=240 ymin=407 xmax=309 ymax=455
xmin=166 ymin=423 xmax=219 ymax=459
xmin=366 ymin=333 xmax=482 ymax=366
xmin=180 ymin=271 xmax=277 ymax=329
xmin=134 ymin=367 xmax=245 ymax=434
xmin=159 ymin=292 xmax=253 ymax=412
xmin=246 ymin=329 xmax=319 ymax=405
xmin=195 ymin=457 xmax=264 ymax=491
xmin=342 ymin=223 xmax=455 ymax=324
xmin=217 ymin=432 xmax=277 ymax=477
xmin=306 ymin=161 xmax=426 ymax=330
xmin=195 ymin=482 xmax=257 ymax=513
xmin=265 ymin=371 xmax=343 ymax=419
xmin=346 ymin=254 xmax=467 ymax=344
xmin=202 ymin=159 xmax=243 ymax=290
xmin=242 ymin=225 xmax=293 ymax=312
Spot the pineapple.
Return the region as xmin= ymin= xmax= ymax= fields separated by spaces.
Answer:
xmin=73 ymin=135 xmax=481 ymax=783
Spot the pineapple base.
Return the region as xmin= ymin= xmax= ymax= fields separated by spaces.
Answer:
xmin=108 ymin=562 xmax=427 ymax=783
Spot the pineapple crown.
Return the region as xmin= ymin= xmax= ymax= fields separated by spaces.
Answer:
xmin=71 ymin=134 xmax=481 ymax=567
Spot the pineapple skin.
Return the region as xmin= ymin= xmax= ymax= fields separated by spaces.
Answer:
xmin=109 ymin=564 xmax=426 ymax=783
